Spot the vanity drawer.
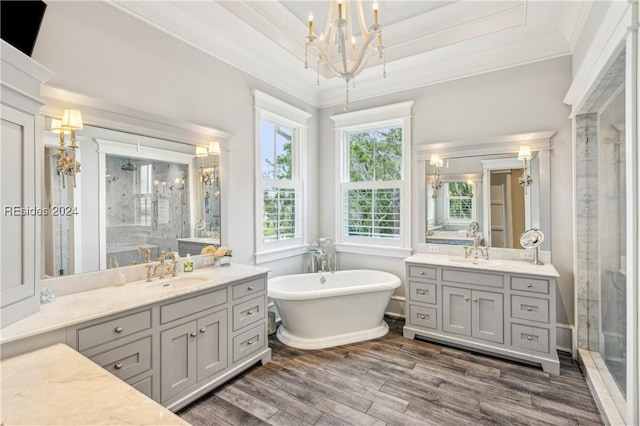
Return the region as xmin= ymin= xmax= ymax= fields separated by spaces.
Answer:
xmin=233 ymin=296 xmax=265 ymax=331
xmin=129 ymin=374 xmax=153 ymax=398
xmin=89 ymin=336 xmax=152 ymax=381
xmin=511 ymin=323 xmax=550 ymax=353
xmin=408 ymin=265 xmax=437 ymax=280
xmin=442 ymin=268 xmax=503 ymax=288
xmin=511 ymin=295 xmax=549 ymax=323
xmin=232 ymin=277 xmax=266 ymax=300
xmin=408 ymin=305 xmax=437 ymax=329
xmin=160 ymin=288 xmax=227 ymax=324
xmin=408 ymin=281 xmax=436 ymax=304
xmin=233 ymin=324 xmax=266 ymax=363
xmin=77 ymin=310 xmax=151 ymax=352
xmin=511 ymin=276 xmax=549 ymax=294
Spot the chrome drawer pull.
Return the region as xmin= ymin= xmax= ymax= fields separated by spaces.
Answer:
xmin=248 ymin=286 xmax=254 ymax=291
xmin=114 ymin=362 xmax=123 ymax=370
xmin=473 ymin=298 xmax=478 ymax=302
xmin=419 ymin=271 xmax=425 ymax=275
xmin=247 ymin=310 xmax=254 ymax=315
xmin=419 ymin=314 xmax=426 ymax=320
xmin=527 ymin=307 xmax=533 ymax=312
xmin=418 ymin=290 xmax=426 ymax=295
xmin=115 ymin=326 xmax=124 ymax=333
xmin=190 ymin=332 xmax=197 ymax=337
xmin=527 ymin=335 xmax=533 ymax=340
xmin=527 ymin=283 xmax=532 ymax=288
xmin=464 ymin=296 xmax=469 ymax=301
xmin=199 ymin=328 xmax=206 ymax=333
xmin=247 ymin=340 xmax=254 ymax=346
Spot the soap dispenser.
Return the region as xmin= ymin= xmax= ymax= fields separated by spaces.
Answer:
xmin=184 ymin=254 xmax=194 ymax=273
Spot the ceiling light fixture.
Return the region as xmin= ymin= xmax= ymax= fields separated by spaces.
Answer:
xmin=305 ymin=0 xmax=386 ymax=110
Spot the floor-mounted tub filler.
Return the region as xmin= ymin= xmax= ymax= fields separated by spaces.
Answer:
xmin=268 ymin=270 xmax=401 ymax=349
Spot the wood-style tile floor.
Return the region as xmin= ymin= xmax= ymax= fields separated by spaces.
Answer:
xmin=178 ymin=317 xmax=603 ymax=425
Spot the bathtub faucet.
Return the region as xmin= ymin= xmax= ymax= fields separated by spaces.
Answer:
xmin=309 ymin=238 xmax=336 ymax=273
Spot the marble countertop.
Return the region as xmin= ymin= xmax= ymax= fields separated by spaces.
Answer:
xmin=404 ymin=252 xmax=560 ymax=277
xmin=0 ymin=343 xmax=188 ymax=425
xmin=0 ymin=264 xmax=269 ymax=345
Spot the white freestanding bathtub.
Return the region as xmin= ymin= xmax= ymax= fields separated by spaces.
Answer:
xmin=268 ymin=269 xmax=401 ymax=349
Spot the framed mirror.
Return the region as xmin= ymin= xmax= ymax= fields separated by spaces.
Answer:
xmin=416 ymin=131 xmax=554 ymax=251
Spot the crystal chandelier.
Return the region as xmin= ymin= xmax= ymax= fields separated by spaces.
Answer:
xmin=305 ymin=0 xmax=386 ymax=110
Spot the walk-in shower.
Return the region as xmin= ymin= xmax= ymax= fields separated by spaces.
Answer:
xmin=105 ymin=155 xmax=190 ymax=266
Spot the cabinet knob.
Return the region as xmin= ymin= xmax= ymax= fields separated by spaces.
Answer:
xmin=114 ymin=362 xmax=123 ymax=370
xmin=464 ymin=296 xmax=470 ymax=301
xmin=527 ymin=335 xmax=533 ymax=341
xmin=247 ymin=340 xmax=254 ymax=346
xmin=419 ymin=271 xmax=425 ymax=275
xmin=419 ymin=314 xmax=426 ymax=320
xmin=199 ymin=328 xmax=206 ymax=333
xmin=418 ymin=290 xmax=426 ymax=295
xmin=248 ymin=286 xmax=254 ymax=291
xmin=527 ymin=283 xmax=532 ymax=288
xmin=247 ymin=310 xmax=254 ymax=315
xmin=190 ymin=332 xmax=197 ymax=337
xmin=115 ymin=326 xmax=124 ymax=333
xmin=473 ymin=298 xmax=478 ymax=302
xmin=527 ymin=307 xmax=532 ymax=312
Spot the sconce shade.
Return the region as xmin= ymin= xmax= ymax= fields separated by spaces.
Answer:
xmin=61 ymin=109 xmax=84 ymax=130
xmin=518 ymin=145 xmax=532 ymax=161
xmin=430 ymin=154 xmax=443 ymax=168
xmin=208 ymin=141 xmax=221 ymax=155
xmin=50 ymin=118 xmax=64 ymax=134
xmin=195 ymin=146 xmax=208 ymax=157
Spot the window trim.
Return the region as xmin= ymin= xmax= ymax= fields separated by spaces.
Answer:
xmin=331 ymin=101 xmax=414 ymax=256
xmin=443 ymin=181 xmax=477 ymax=224
xmin=253 ymin=90 xmax=311 ymax=263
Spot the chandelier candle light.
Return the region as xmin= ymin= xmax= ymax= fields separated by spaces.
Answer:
xmin=305 ymin=0 xmax=386 ymax=110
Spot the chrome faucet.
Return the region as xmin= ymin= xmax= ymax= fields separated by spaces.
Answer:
xmin=308 ymin=238 xmax=336 ymax=273
xmin=464 ymin=237 xmax=489 ymax=260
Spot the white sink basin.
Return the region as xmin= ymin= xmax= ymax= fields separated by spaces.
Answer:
xmin=448 ymin=257 xmax=502 ymax=266
xmin=144 ymin=275 xmax=209 ymax=289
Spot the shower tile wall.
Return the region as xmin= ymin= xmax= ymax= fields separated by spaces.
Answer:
xmin=575 ymin=113 xmax=599 ymax=351
xmin=105 ymin=156 xmax=190 ymax=266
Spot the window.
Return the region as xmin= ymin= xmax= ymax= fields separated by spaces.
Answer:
xmin=254 ymin=90 xmax=310 ymax=262
xmin=332 ymin=102 xmax=413 ymax=256
xmin=444 ymin=181 xmax=475 ymax=223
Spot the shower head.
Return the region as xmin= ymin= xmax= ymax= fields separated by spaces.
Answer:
xmin=121 ymin=159 xmax=137 ymax=172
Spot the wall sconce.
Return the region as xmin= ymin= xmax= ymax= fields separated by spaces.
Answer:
xmin=52 ymin=109 xmax=83 ymax=188
xmin=430 ymin=154 xmax=443 ymax=198
xmin=518 ymin=145 xmax=533 ymax=193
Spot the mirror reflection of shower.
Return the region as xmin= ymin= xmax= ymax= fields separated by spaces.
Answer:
xmin=105 ymin=155 xmax=190 ymax=267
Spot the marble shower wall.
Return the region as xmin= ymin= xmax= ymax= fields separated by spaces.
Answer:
xmin=575 ymin=113 xmax=599 ymax=351
xmin=105 ymin=155 xmax=190 ymax=266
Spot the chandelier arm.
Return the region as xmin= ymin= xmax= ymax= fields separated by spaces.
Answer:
xmin=324 ymin=2 xmax=338 ymax=58
xmin=337 ymin=23 xmax=349 ymax=75
xmin=347 ymin=30 xmax=381 ymax=76
xmin=308 ymin=41 xmax=354 ymax=79
xmin=355 ymin=0 xmax=371 ymax=38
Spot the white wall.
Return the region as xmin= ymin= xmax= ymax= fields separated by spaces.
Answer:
xmin=318 ymin=56 xmax=575 ymax=325
xmin=32 ymin=1 xmax=319 ymax=277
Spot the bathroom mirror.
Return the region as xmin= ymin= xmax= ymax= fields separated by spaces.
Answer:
xmin=42 ymin=122 xmax=221 ymax=278
xmin=417 ymin=131 xmax=553 ymax=251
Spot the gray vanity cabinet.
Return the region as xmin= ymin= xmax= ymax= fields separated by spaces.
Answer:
xmin=404 ymin=260 xmax=559 ymax=374
xmin=442 ymin=287 xmax=504 ymax=344
xmin=160 ymin=309 xmax=228 ymax=403
xmin=63 ymin=271 xmax=271 ymax=411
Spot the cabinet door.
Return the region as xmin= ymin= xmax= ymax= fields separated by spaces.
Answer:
xmin=197 ymin=309 xmax=228 ymax=382
xmin=1 ymin=104 xmax=38 ymax=326
xmin=442 ymin=286 xmax=471 ymax=336
xmin=471 ymin=290 xmax=503 ymax=343
xmin=160 ymin=321 xmax=197 ymax=402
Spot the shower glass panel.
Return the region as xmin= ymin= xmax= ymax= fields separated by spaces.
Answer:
xmin=105 ymin=154 xmax=190 ymax=266
xmin=598 ymin=88 xmax=626 ymax=398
